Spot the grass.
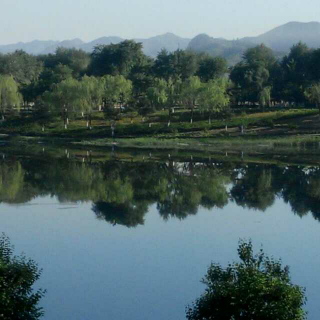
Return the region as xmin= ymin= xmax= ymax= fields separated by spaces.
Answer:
xmin=0 ymin=108 xmax=319 ymax=142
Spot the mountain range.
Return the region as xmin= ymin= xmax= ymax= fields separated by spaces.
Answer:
xmin=0 ymin=33 xmax=190 ymax=57
xmin=187 ymin=21 xmax=320 ymax=65
xmin=0 ymin=22 xmax=320 ymax=64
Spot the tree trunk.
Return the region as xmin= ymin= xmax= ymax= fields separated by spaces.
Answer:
xmin=190 ymin=106 xmax=194 ymax=124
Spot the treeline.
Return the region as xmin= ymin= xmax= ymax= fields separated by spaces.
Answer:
xmin=0 ymin=40 xmax=320 ymax=127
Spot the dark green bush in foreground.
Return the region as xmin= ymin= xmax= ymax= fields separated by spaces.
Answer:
xmin=187 ymin=240 xmax=306 ymax=320
xmin=0 ymin=234 xmax=45 ymax=320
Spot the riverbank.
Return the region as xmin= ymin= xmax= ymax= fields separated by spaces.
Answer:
xmin=0 ymin=108 xmax=318 ymax=140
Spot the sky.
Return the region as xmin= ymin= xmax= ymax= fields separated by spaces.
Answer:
xmin=1 ymin=0 xmax=319 ymax=44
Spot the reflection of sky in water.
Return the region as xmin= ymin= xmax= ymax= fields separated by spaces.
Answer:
xmin=0 ymin=196 xmax=319 ymax=320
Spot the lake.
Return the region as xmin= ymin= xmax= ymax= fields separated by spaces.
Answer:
xmin=1 ymin=143 xmax=320 ymax=319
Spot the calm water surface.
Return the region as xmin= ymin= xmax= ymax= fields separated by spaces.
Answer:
xmin=0 ymin=146 xmax=320 ymax=319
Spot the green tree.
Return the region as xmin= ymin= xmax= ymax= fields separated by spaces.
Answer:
xmin=258 ymin=86 xmax=271 ymax=108
xmin=199 ymin=79 xmax=230 ymax=124
xmin=197 ymin=56 xmax=228 ymax=82
xmin=187 ymin=240 xmax=306 ymax=320
xmin=0 ymin=234 xmax=45 ymax=319
xmin=90 ymin=40 xmax=145 ymax=77
xmin=39 ymin=48 xmax=90 ymax=78
xmin=281 ymin=42 xmax=312 ymax=104
xmin=0 ymin=50 xmax=43 ymax=87
xmin=230 ymin=45 xmax=276 ymax=104
xmin=42 ymin=77 xmax=80 ymax=128
xmin=181 ymin=76 xmax=202 ymax=123
xmin=80 ymin=76 xmax=105 ymax=128
xmin=103 ymin=75 xmax=132 ymax=115
xmin=305 ymin=83 xmax=320 ymax=113
xmin=0 ymin=75 xmax=22 ymax=120
xmin=146 ymin=78 xmax=169 ymax=111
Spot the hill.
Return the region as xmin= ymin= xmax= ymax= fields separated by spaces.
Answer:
xmin=188 ymin=21 xmax=320 ymax=65
xmin=244 ymin=21 xmax=320 ymax=52
xmin=187 ymin=34 xmax=254 ymax=65
xmin=0 ymin=40 xmax=59 ymax=55
xmin=0 ymin=34 xmax=190 ymax=57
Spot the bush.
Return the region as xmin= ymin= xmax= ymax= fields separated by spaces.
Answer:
xmin=186 ymin=240 xmax=306 ymax=320
xmin=0 ymin=234 xmax=45 ymax=320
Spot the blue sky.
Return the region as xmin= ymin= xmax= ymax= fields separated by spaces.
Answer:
xmin=1 ymin=0 xmax=319 ymax=44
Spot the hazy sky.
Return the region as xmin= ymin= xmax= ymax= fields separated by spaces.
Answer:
xmin=1 ymin=0 xmax=319 ymax=44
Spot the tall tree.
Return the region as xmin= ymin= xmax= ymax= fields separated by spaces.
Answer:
xmin=103 ymin=75 xmax=132 ymax=114
xmin=197 ymin=56 xmax=228 ymax=82
xmin=0 ymin=75 xmax=22 ymax=120
xmin=281 ymin=42 xmax=312 ymax=103
xmin=79 ymin=76 xmax=105 ymax=127
xmin=305 ymin=83 xmax=320 ymax=114
xmin=199 ymin=79 xmax=230 ymax=124
xmin=0 ymin=50 xmax=43 ymax=86
xmin=230 ymin=44 xmax=277 ymax=104
xmin=89 ymin=40 xmax=146 ymax=77
xmin=181 ymin=76 xmax=202 ymax=123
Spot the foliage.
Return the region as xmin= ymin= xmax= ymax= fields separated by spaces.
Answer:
xmin=0 ymin=75 xmax=22 ymax=118
xmin=305 ymin=83 xmax=320 ymax=108
xmin=0 ymin=234 xmax=45 ymax=319
xmin=186 ymin=240 xmax=306 ymax=320
xmin=199 ymin=79 xmax=230 ymax=121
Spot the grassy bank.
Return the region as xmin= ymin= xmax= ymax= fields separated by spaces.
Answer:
xmin=0 ymin=108 xmax=319 ymax=140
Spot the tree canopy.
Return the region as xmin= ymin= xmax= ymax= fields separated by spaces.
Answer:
xmin=187 ymin=240 xmax=306 ymax=320
xmin=0 ymin=234 xmax=45 ymax=320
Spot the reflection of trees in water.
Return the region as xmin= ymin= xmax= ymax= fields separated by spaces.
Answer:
xmin=0 ymin=161 xmax=38 ymax=204
xmin=92 ymin=201 xmax=149 ymax=227
xmin=281 ymin=166 xmax=320 ymax=220
xmin=2 ymin=157 xmax=320 ymax=226
xmin=230 ymin=166 xmax=280 ymax=211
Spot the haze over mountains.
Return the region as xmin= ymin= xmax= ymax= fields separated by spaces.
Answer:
xmin=0 ymin=33 xmax=190 ymax=57
xmin=187 ymin=21 xmax=320 ymax=65
xmin=0 ymin=21 xmax=319 ymax=64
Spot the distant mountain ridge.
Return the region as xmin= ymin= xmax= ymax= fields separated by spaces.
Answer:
xmin=1 ymin=22 xmax=319 ymax=63
xmin=187 ymin=21 xmax=320 ymax=65
xmin=243 ymin=21 xmax=320 ymax=51
xmin=0 ymin=34 xmax=190 ymax=57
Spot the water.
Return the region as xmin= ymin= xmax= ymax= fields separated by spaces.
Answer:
xmin=1 ymin=145 xmax=320 ymax=319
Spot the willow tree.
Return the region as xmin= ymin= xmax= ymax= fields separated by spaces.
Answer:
xmin=0 ymin=75 xmax=22 ymax=120
xmin=80 ymin=76 xmax=104 ymax=128
xmin=146 ymin=78 xmax=168 ymax=110
xmin=199 ymin=79 xmax=230 ymax=124
xmin=103 ymin=75 xmax=132 ymax=114
xmin=181 ymin=76 xmax=202 ymax=124
xmin=259 ymin=86 xmax=272 ymax=108
xmin=42 ymin=78 xmax=80 ymax=129
xmin=305 ymin=83 xmax=320 ymax=116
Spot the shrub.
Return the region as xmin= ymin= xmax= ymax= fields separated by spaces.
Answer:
xmin=0 ymin=234 xmax=45 ymax=319
xmin=186 ymin=240 xmax=306 ymax=320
